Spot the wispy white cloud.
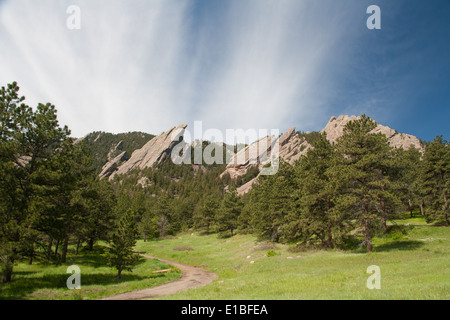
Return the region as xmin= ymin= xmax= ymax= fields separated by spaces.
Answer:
xmin=0 ymin=0 xmax=191 ymax=136
xmin=0 ymin=0 xmax=370 ymax=138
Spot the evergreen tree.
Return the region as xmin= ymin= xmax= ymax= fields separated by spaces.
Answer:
xmin=193 ymin=195 xmax=220 ymax=234
xmin=248 ymin=162 xmax=296 ymax=242
xmin=72 ymin=175 xmax=116 ymax=252
xmin=335 ymin=115 xmax=394 ymax=252
xmin=421 ymin=136 xmax=449 ymax=225
xmin=293 ymin=133 xmax=342 ymax=248
xmin=393 ymin=147 xmax=423 ymax=217
xmin=107 ymin=209 xmax=139 ymax=280
xmin=216 ymin=187 xmax=242 ymax=237
xmin=0 ymin=82 xmax=70 ymax=282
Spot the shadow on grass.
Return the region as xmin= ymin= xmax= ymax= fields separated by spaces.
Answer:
xmin=0 ymin=270 xmax=165 ymax=300
xmin=374 ymin=240 xmax=424 ymax=252
xmin=0 ymin=248 xmax=151 ymax=300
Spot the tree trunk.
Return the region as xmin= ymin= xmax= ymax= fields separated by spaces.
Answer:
xmin=420 ymin=200 xmax=425 ymax=216
xmin=408 ymin=199 xmax=413 ymax=217
xmin=365 ymin=219 xmax=372 ymax=253
xmin=143 ymin=232 xmax=147 ymax=242
xmin=444 ymin=193 xmax=449 ymax=226
xmin=327 ymin=219 xmax=333 ymax=249
xmin=61 ymin=236 xmax=69 ymax=263
xmin=1 ymin=257 xmax=14 ymax=283
xmin=88 ymin=238 xmax=94 ymax=251
xmin=47 ymin=238 xmax=53 ymax=260
xmin=55 ymin=239 xmax=60 ymax=256
xmin=271 ymin=226 xmax=279 ymax=242
xmin=381 ymin=198 xmax=387 ymax=233
xmin=2 ymin=269 xmax=13 ymax=283
xmin=28 ymin=243 xmax=34 ymax=265
xmin=327 ymin=198 xmax=333 ymax=249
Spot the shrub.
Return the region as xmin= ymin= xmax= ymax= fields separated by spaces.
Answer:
xmin=266 ymin=249 xmax=279 ymax=257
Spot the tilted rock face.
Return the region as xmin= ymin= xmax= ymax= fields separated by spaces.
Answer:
xmin=99 ymin=151 xmax=128 ymax=180
xmin=107 ymin=140 xmax=124 ymax=161
xmin=221 ymin=126 xmax=313 ymax=195
xmin=322 ymin=115 xmax=424 ymax=152
xmin=228 ymin=115 xmax=424 ymax=195
xmin=109 ymin=124 xmax=187 ymax=180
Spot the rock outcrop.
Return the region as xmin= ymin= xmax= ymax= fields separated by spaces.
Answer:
xmin=109 ymin=124 xmax=187 ymax=180
xmin=226 ymin=115 xmax=424 ymax=195
xmin=101 ymin=116 xmax=424 ymax=194
xmin=221 ymin=126 xmax=313 ymax=195
xmin=99 ymin=151 xmax=128 ymax=180
xmin=322 ymin=115 xmax=424 ymax=152
xmin=107 ymin=140 xmax=124 ymax=161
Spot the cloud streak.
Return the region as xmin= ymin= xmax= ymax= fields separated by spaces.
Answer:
xmin=2 ymin=0 xmax=428 ymax=139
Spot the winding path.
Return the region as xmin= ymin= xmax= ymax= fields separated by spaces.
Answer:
xmin=101 ymin=254 xmax=217 ymax=300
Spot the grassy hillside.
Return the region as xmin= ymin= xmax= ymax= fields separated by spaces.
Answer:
xmin=135 ymin=215 xmax=449 ymax=300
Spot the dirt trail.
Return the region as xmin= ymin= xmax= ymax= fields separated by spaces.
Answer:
xmin=101 ymin=254 xmax=217 ymax=300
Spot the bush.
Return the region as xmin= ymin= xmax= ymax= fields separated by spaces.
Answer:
xmin=266 ymin=249 xmax=279 ymax=257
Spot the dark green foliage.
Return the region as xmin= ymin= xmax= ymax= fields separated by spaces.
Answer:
xmin=0 ymin=82 xmax=119 ymax=282
xmin=235 ymin=165 xmax=260 ymax=188
xmin=245 ymin=115 xmax=435 ymax=253
xmin=247 ymin=161 xmax=297 ymax=242
xmin=193 ymin=195 xmax=220 ymax=234
xmin=0 ymin=82 xmax=72 ymax=281
xmin=216 ymin=187 xmax=242 ymax=237
xmin=292 ymin=133 xmax=343 ymax=249
xmin=107 ymin=209 xmax=139 ymax=279
xmin=421 ymin=136 xmax=449 ymax=225
xmin=82 ymin=131 xmax=154 ymax=173
xmin=332 ymin=115 xmax=398 ymax=252
xmin=297 ymin=131 xmax=322 ymax=145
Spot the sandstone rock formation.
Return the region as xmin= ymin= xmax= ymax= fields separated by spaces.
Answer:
xmin=322 ymin=115 xmax=424 ymax=152
xmin=226 ymin=115 xmax=424 ymax=195
xmin=99 ymin=151 xmax=128 ymax=180
xmin=107 ymin=140 xmax=124 ymax=161
xmin=221 ymin=126 xmax=313 ymax=195
xmin=101 ymin=116 xmax=424 ymax=194
xmin=109 ymin=124 xmax=187 ymax=180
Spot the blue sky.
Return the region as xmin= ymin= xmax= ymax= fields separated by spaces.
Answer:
xmin=0 ymin=0 xmax=449 ymax=142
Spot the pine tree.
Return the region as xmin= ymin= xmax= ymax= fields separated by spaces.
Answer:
xmin=249 ymin=161 xmax=296 ymax=242
xmin=216 ymin=187 xmax=242 ymax=237
xmin=421 ymin=136 xmax=449 ymax=226
xmin=193 ymin=195 xmax=220 ymax=234
xmin=293 ymin=133 xmax=342 ymax=248
xmin=335 ymin=115 xmax=394 ymax=252
xmin=0 ymin=82 xmax=70 ymax=282
xmin=393 ymin=147 xmax=423 ymax=217
xmin=107 ymin=209 xmax=139 ymax=280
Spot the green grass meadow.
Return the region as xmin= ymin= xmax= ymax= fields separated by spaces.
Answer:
xmin=135 ymin=216 xmax=449 ymax=300
xmin=1 ymin=215 xmax=448 ymax=300
xmin=0 ymin=246 xmax=180 ymax=300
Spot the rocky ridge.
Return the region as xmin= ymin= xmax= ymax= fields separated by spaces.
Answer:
xmin=99 ymin=116 xmax=424 ymax=195
xmin=223 ymin=115 xmax=424 ymax=195
xmin=107 ymin=124 xmax=187 ymax=181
